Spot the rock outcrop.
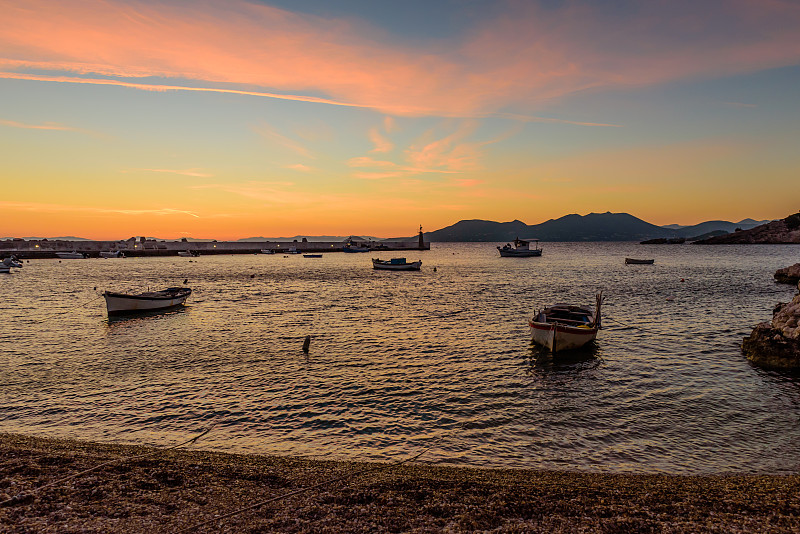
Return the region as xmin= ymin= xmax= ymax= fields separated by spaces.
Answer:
xmin=775 ymin=263 xmax=800 ymax=285
xmin=743 ymin=285 xmax=800 ymax=369
xmin=695 ymin=212 xmax=800 ymax=244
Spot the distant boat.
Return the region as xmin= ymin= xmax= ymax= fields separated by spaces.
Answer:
xmin=55 ymin=251 xmax=87 ymax=259
xmin=303 ymin=254 xmax=323 ymax=258
xmin=284 ymin=247 xmax=301 ymax=254
xmin=99 ymin=251 xmax=125 ymax=258
xmin=178 ymin=250 xmax=199 ymax=257
xmin=625 ymin=258 xmax=655 ymax=265
xmin=260 ymin=249 xmax=275 ymax=254
xmin=498 ymin=238 xmax=542 ymax=257
xmin=103 ymin=287 xmax=192 ymax=315
xmin=343 ymin=242 xmax=370 ymax=253
xmin=1 ymin=256 xmax=23 ymax=273
xmin=529 ymin=294 xmax=603 ymax=353
xmin=372 ymin=258 xmax=422 ymax=271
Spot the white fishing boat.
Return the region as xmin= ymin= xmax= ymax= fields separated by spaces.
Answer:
xmin=260 ymin=249 xmax=275 ymax=254
xmin=372 ymin=258 xmax=422 ymax=271
xmin=99 ymin=251 xmax=125 ymax=258
xmin=529 ymin=294 xmax=603 ymax=352
xmin=498 ymin=238 xmax=542 ymax=257
xmin=103 ymin=287 xmax=192 ymax=315
xmin=177 ymin=250 xmax=199 ymax=257
xmin=55 ymin=251 xmax=87 ymax=259
xmin=1 ymin=256 xmax=23 ymax=273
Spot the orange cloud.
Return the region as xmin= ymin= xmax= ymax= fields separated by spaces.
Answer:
xmin=2 ymin=0 xmax=797 ymax=118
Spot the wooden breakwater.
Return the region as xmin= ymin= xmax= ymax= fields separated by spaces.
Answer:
xmin=0 ymin=238 xmax=429 ymax=258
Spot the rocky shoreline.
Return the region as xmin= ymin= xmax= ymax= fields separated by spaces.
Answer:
xmin=2 ymin=433 xmax=800 ymax=533
xmin=743 ymin=271 xmax=800 ymax=369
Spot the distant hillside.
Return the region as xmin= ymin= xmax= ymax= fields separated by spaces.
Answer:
xmin=694 ymin=213 xmax=800 ymax=244
xmin=426 ymin=213 xmax=670 ymax=242
xmin=237 ymin=235 xmax=382 ymax=242
xmin=425 ymin=219 xmax=529 ymax=242
xmin=425 ymin=213 xmax=775 ymax=242
xmin=1 ymin=236 xmax=91 ymax=241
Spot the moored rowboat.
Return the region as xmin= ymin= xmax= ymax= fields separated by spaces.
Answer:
xmin=529 ymin=293 xmax=603 ymax=352
xmin=372 ymin=258 xmax=422 ymax=271
xmin=103 ymin=287 xmax=192 ymax=315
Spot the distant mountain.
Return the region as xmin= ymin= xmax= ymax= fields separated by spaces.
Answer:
xmin=1 ymin=236 xmax=92 ymax=241
xmin=426 ymin=213 xmax=670 ymax=242
xmin=237 ymin=235 xmax=383 ymax=242
xmin=425 ymin=213 xmax=776 ymax=242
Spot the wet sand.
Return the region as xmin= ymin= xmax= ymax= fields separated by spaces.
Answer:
xmin=2 ymin=432 xmax=799 ymax=533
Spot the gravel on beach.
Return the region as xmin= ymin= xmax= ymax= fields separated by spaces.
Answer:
xmin=1 ymin=433 xmax=799 ymax=533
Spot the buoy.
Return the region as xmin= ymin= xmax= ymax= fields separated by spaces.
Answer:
xmin=183 ymin=279 xmax=188 ymax=284
xmin=302 ymin=335 xmax=311 ymax=352
xmin=250 ymin=274 xmax=255 ymax=278
xmin=433 ymin=267 xmax=437 ymax=272
xmin=681 ymin=278 xmax=685 ymax=282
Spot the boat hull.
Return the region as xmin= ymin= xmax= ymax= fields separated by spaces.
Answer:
xmin=529 ymin=321 xmax=598 ymax=352
xmin=55 ymin=252 xmax=86 ymax=259
xmin=499 ymin=249 xmax=542 ymax=257
xmin=372 ymin=259 xmax=422 ymax=271
xmin=103 ymin=288 xmax=192 ymax=315
xmin=625 ymin=258 xmax=654 ymax=264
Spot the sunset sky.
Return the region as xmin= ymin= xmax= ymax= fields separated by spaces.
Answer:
xmin=2 ymin=0 xmax=799 ymax=240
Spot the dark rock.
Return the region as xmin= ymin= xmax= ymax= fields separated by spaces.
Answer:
xmin=774 ymin=263 xmax=800 ymax=285
xmin=743 ymin=289 xmax=800 ymax=369
xmin=743 ymin=323 xmax=800 ymax=369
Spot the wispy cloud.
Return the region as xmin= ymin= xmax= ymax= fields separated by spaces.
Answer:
xmin=284 ymin=163 xmax=313 ymax=172
xmin=252 ymin=122 xmax=314 ymax=159
xmin=368 ymin=127 xmax=393 ymax=153
xmin=0 ymin=118 xmax=81 ymax=131
xmin=192 ymin=181 xmax=296 ymax=203
xmin=2 ymin=0 xmax=796 ymax=119
xmin=123 ymin=168 xmax=213 ymax=178
xmin=0 ymin=201 xmax=200 ymax=217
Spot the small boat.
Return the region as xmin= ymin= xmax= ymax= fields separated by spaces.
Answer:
xmin=303 ymin=254 xmax=323 ymax=258
xmin=529 ymin=293 xmax=603 ymax=353
xmin=1 ymin=256 xmax=23 ymax=273
xmin=372 ymin=257 xmax=422 ymax=271
xmin=99 ymin=251 xmax=125 ymax=258
xmin=260 ymin=249 xmax=275 ymax=254
xmin=103 ymin=287 xmax=192 ymax=315
xmin=498 ymin=238 xmax=542 ymax=257
xmin=343 ymin=242 xmax=370 ymax=253
xmin=55 ymin=251 xmax=87 ymax=259
xmin=625 ymin=258 xmax=655 ymax=265
xmin=178 ymin=250 xmax=199 ymax=257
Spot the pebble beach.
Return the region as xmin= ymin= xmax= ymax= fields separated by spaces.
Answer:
xmin=2 ymin=433 xmax=799 ymax=533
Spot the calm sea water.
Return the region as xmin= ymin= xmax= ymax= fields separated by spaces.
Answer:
xmin=2 ymin=242 xmax=800 ymax=475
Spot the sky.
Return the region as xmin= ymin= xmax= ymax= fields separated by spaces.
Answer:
xmin=1 ymin=0 xmax=799 ymax=240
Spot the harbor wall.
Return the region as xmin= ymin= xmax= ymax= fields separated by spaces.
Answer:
xmin=0 ymin=238 xmax=430 ymax=258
